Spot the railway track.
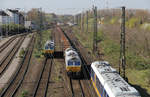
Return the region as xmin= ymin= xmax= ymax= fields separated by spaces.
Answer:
xmin=70 ymin=78 xmax=85 ymax=97
xmin=57 ymin=26 xmax=98 ymax=97
xmin=32 ymin=56 xmax=53 ymax=97
xmin=0 ymin=36 xmax=16 ymax=53
xmin=0 ymin=35 xmax=35 ymax=97
xmin=0 ymin=36 xmax=26 ymax=77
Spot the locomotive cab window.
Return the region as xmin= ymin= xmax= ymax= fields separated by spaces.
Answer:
xmin=50 ymin=45 xmax=54 ymax=49
xmin=68 ymin=61 xmax=73 ymax=66
xmin=75 ymin=61 xmax=80 ymax=66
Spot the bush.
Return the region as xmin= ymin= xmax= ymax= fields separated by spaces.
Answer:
xmin=97 ymin=30 xmax=104 ymax=42
xmin=102 ymin=40 xmax=120 ymax=54
xmin=126 ymin=52 xmax=149 ymax=70
xmin=110 ymin=17 xmax=118 ymax=24
xmin=141 ymin=23 xmax=150 ymax=31
xmin=147 ymin=71 xmax=150 ymax=86
xmin=126 ymin=18 xmax=139 ymax=28
xmin=19 ymin=48 xmax=26 ymax=58
xmin=19 ymin=90 xmax=28 ymax=97
xmin=1 ymin=24 xmax=27 ymax=35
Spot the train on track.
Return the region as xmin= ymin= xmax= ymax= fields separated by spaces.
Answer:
xmin=65 ymin=47 xmax=82 ymax=77
xmin=91 ymin=61 xmax=141 ymax=97
xmin=44 ymin=40 xmax=55 ymax=57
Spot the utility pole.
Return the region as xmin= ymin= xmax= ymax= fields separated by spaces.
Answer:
xmin=6 ymin=17 xmax=8 ymax=36
xmin=79 ymin=14 xmax=81 ymax=27
xmin=93 ymin=6 xmax=98 ymax=53
xmin=86 ymin=11 xmax=88 ymax=33
xmin=76 ymin=15 xmax=78 ymax=25
xmin=0 ymin=22 xmax=2 ymax=40
xmin=73 ymin=15 xmax=75 ymax=24
xmin=81 ymin=13 xmax=84 ymax=33
xmin=37 ymin=8 xmax=43 ymax=50
xmin=119 ymin=6 xmax=126 ymax=80
xmin=16 ymin=8 xmax=20 ymax=34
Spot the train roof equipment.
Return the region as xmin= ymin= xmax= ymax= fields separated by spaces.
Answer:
xmin=65 ymin=47 xmax=81 ymax=63
xmin=45 ymin=40 xmax=54 ymax=46
xmin=65 ymin=47 xmax=76 ymax=56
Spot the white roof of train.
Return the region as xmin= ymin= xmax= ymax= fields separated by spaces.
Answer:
xmin=45 ymin=40 xmax=54 ymax=46
xmin=65 ymin=50 xmax=80 ymax=60
xmin=65 ymin=47 xmax=76 ymax=56
xmin=65 ymin=47 xmax=81 ymax=63
xmin=91 ymin=61 xmax=141 ymax=97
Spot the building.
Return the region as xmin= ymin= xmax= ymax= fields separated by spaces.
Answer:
xmin=19 ymin=13 xmax=25 ymax=26
xmin=0 ymin=11 xmax=9 ymax=25
xmin=5 ymin=9 xmax=19 ymax=24
xmin=0 ymin=9 xmax=25 ymax=26
xmin=25 ymin=21 xmax=36 ymax=29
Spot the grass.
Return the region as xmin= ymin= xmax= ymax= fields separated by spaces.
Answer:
xmin=72 ymin=22 xmax=150 ymax=96
xmin=19 ymin=90 xmax=28 ymax=97
xmin=127 ymin=69 xmax=150 ymax=96
xmin=33 ymin=29 xmax=52 ymax=59
xmin=53 ymin=60 xmax=63 ymax=82
xmin=19 ymin=48 xmax=26 ymax=58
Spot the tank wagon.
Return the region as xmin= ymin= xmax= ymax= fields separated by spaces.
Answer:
xmin=91 ymin=61 xmax=141 ymax=97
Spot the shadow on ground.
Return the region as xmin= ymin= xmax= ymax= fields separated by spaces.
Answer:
xmin=53 ymin=51 xmax=64 ymax=59
xmin=129 ymin=83 xmax=150 ymax=97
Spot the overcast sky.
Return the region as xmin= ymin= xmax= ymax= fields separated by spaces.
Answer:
xmin=0 ymin=0 xmax=150 ymax=14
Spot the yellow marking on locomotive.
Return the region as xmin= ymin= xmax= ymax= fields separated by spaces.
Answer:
xmin=91 ymin=77 xmax=102 ymax=97
xmin=44 ymin=50 xmax=54 ymax=54
xmin=66 ymin=66 xmax=81 ymax=72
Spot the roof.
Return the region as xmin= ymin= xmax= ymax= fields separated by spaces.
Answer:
xmin=25 ymin=21 xmax=32 ymax=26
xmin=0 ymin=11 xmax=9 ymax=16
xmin=18 ymin=13 xmax=24 ymax=17
xmin=45 ymin=40 xmax=54 ymax=46
xmin=7 ymin=9 xmax=18 ymax=14
xmin=65 ymin=50 xmax=80 ymax=62
xmin=91 ymin=61 xmax=141 ymax=97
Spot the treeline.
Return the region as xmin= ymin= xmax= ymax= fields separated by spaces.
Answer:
xmin=1 ymin=24 xmax=30 ymax=36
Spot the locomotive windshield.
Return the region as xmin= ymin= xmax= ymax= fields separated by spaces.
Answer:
xmin=45 ymin=42 xmax=54 ymax=50
xmin=68 ymin=61 xmax=73 ymax=66
xmin=75 ymin=61 xmax=80 ymax=66
xmin=68 ymin=60 xmax=80 ymax=66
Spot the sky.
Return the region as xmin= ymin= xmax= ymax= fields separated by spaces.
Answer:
xmin=0 ymin=0 xmax=150 ymax=15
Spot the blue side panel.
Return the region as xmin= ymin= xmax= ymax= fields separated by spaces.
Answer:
xmin=91 ymin=68 xmax=95 ymax=81
xmin=68 ymin=61 xmax=73 ymax=66
xmin=75 ymin=61 xmax=80 ymax=66
xmin=50 ymin=45 xmax=54 ymax=50
xmin=95 ymin=75 xmax=109 ymax=97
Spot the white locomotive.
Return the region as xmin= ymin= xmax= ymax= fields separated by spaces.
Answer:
xmin=65 ymin=47 xmax=81 ymax=77
xmin=91 ymin=61 xmax=141 ymax=97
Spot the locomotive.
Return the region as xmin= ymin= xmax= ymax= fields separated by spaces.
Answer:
xmin=44 ymin=40 xmax=54 ymax=57
xmin=65 ymin=47 xmax=81 ymax=77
